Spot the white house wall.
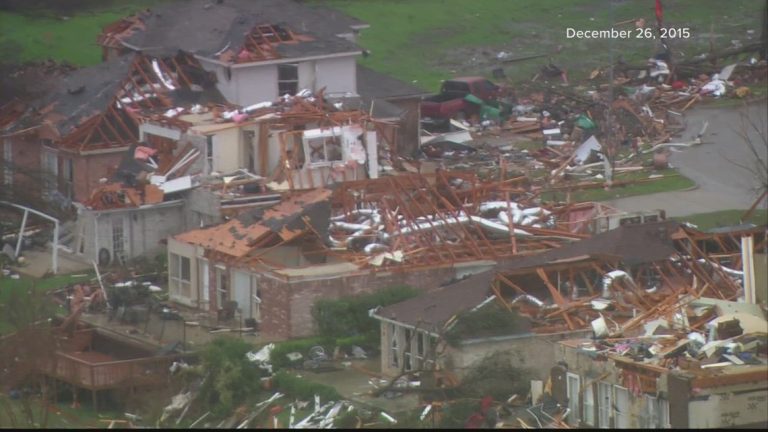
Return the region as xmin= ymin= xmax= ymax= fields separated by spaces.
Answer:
xmin=315 ymin=56 xmax=356 ymax=95
xmin=211 ymin=128 xmax=241 ymax=173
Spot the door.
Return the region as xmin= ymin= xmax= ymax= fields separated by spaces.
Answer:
xmin=566 ymin=373 xmax=581 ymax=426
xmin=598 ymin=381 xmax=612 ymax=428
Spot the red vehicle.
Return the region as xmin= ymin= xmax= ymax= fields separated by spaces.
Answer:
xmin=420 ymin=77 xmax=503 ymax=120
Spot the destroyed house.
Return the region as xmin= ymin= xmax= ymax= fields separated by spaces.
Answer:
xmin=370 ymin=270 xmax=592 ymax=380
xmin=98 ymin=0 xmax=369 ymax=106
xmin=1 ymin=52 xmax=221 ymax=205
xmin=492 ymin=221 xmax=765 ymax=335
xmin=552 ymin=298 xmax=767 ymax=429
xmin=167 ymin=171 xmax=593 ymax=339
xmin=367 ymin=220 xmax=765 ymax=382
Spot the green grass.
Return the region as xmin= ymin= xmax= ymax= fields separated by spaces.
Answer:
xmin=326 ymin=0 xmax=764 ymax=90
xmin=0 ymin=395 xmax=122 ymax=429
xmin=673 ymin=209 xmax=768 ymax=231
xmin=0 ymin=0 xmax=164 ymax=66
xmin=542 ymin=168 xmax=696 ymax=202
xmin=0 ymin=271 xmax=92 ymax=333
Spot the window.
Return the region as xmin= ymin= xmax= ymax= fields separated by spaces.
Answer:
xmin=658 ymin=398 xmax=670 ymax=428
xmin=597 ymin=382 xmax=612 ymax=428
xmin=170 ymin=253 xmax=192 ymax=298
xmin=566 ymin=373 xmax=581 ymax=426
xmin=643 ymin=395 xmax=658 ymax=428
xmin=404 ymin=328 xmax=413 ymax=371
xmin=583 ymin=383 xmax=595 ymax=426
xmin=305 ymin=135 xmax=342 ymax=164
xmin=251 ymin=274 xmax=261 ymax=320
xmin=199 ymin=258 xmax=210 ymax=306
xmin=112 ymin=218 xmax=125 ymax=265
xmin=62 ymin=157 xmax=74 ymax=199
xmin=41 ymin=147 xmax=58 ymax=200
xmin=206 ymin=135 xmax=214 ymax=173
xmin=614 ymin=386 xmax=630 ymax=429
xmin=278 ymin=63 xmax=298 ymax=96
xmin=644 ymin=214 xmax=660 ymax=223
xmin=415 ymin=331 xmax=425 ymax=369
xmin=2 ymin=140 xmax=12 ymax=185
xmin=619 ymin=216 xmax=642 ymax=226
xmin=389 ymin=324 xmax=399 ymax=369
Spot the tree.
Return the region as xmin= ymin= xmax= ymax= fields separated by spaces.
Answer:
xmin=723 ymin=104 xmax=768 ymax=221
xmin=0 ymin=284 xmax=58 ymax=428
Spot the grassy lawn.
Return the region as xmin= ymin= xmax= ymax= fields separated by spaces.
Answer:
xmin=542 ymin=168 xmax=696 ymax=202
xmin=0 ymin=271 xmax=92 ymax=334
xmin=0 ymin=0 xmax=165 ymax=66
xmin=327 ymin=0 xmax=764 ymax=91
xmin=0 ymin=395 xmax=123 ymax=429
xmin=673 ymin=209 xmax=768 ymax=230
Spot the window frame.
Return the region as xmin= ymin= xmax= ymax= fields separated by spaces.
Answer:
xmin=169 ymin=253 xmax=192 ymax=298
xmin=566 ymin=372 xmax=581 ymax=426
xmin=277 ymin=63 xmax=299 ymax=96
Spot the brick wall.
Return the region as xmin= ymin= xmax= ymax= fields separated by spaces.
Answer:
xmin=63 ymin=150 xmax=124 ymax=202
xmin=2 ymin=135 xmax=42 ymax=201
xmin=256 ymin=266 xmax=457 ymax=339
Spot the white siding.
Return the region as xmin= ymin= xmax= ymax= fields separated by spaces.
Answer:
xmin=315 ymin=56 xmax=356 ymax=95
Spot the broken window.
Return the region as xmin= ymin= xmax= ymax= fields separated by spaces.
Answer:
xmin=2 ymin=140 xmax=12 ymax=186
xmin=278 ymin=63 xmax=299 ymax=96
xmin=170 ymin=253 xmax=192 ymax=298
xmin=619 ymin=216 xmax=642 ymax=226
xmin=305 ymin=135 xmax=342 ymax=165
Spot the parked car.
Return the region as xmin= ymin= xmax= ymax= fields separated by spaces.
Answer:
xmin=421 ymin=77 xmax=504 ymax=119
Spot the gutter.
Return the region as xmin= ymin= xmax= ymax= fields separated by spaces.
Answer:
xmin=196 ymin=50 xmax=363 ymax=69
xmin=369 ymin=309 xmax=441 ymax=338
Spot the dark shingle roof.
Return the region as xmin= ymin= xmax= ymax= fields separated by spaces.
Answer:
xmin=356 ymin=64 xmax=429 ymax=99
xmin=497 ymin=220 xmax=682 ymax=273
xmin=121 ymin=0 xmax=364 ymax=59
xmin=374 ymin=271 xmax=495 ymax=333
xmin=10 ymin=55 xmax=134 ymax=136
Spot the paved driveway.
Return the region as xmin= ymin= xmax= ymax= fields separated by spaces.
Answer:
xmin=606 ymin=101 xmax=767 ymax=217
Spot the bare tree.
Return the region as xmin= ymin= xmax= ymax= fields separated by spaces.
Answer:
xmin=722 ymin=104 xmax=768 ymax=220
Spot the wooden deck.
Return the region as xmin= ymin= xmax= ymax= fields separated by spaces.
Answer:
xmin=42 ymin=351 xmax=181 ymax=391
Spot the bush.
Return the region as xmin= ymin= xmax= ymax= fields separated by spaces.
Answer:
xmin=459 ymin=352 xmax=533 ymax=401
xmin=444 ymin=303 xmax=529 ymax=347
xmin=311 ymin=285 xmax=419 ymax=343
xmin=272 ymin=371 xmax=341 ymax=402
xmin=198 ymin=337 xmax=265 ymax=416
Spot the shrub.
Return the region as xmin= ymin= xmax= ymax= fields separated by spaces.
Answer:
xmin=271 ymin=371 xmax=341 ymax=402
xmin=458 ymin=352 xmax=533 ymax=401
xmin=311 ymin=285 xmax=419 ymax=343
xmin=444 ymin=303 xmax=529 ymax=347
xmin=198 ymin=337 xmax=265 ymax=416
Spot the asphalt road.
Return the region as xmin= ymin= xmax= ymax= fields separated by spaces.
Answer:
xmin=607 ymin=101 xmax=768 ymax=217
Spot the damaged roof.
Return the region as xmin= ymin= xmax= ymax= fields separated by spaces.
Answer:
xmin=175 ymin=188 xmax=332 ymax=257
xmin=10 ymin=55 xmax=133 ymax=137
xmin=116 ymin=0 xmax=364 ymax=60
xmin=498 ymin=220 xmax=682 ymax=272
xmin=374 ymin=271 xmax=495 ymax=333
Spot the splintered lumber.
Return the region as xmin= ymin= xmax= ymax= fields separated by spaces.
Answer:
xmin=536 ymin=268 xmax=575 ymax=330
